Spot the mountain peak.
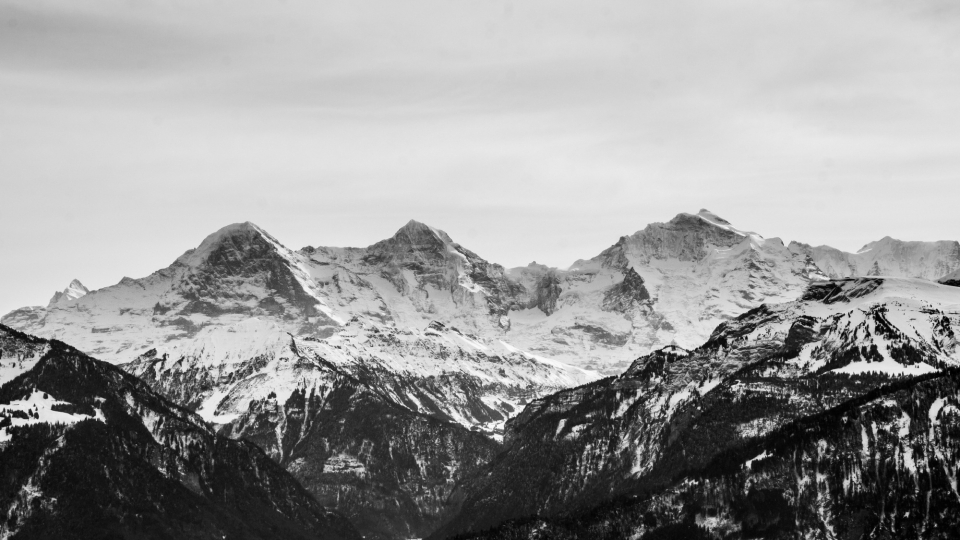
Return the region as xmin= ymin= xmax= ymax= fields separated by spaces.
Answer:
xmin=696 ymin=208 xmax=731 ymax=225
xmin=47 ymin=279 xmax=89 ymax=307
xmin=402 ymin=218 xmax=429 ymax=229
xmin=395 ymin=219 xmax=452 ymax=242
xmin=689 ymin=209 xmax=762 ymax=239
xmin=176 ymin=221 xmax=282 ymax=267
xmin=375 ymin=219 xmax=455 ymax=250
xmin=360 ymin=220 xmax=480 ymax=271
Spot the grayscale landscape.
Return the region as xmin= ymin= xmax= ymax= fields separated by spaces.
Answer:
xmin=3 ymin=1 xmax=960 ymax=539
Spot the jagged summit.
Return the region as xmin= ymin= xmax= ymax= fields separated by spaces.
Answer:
xmin=697 ymin=208 xmax=730 ymax=223
xmin=47 ymin=279 xmax=89 ymax=307
xmin=690 ymin=208 xmax=763 ymax=239
xmin=596 ymin=210 xmax=755 ymax=266
xmin=363 ymin=219 xmax=463 ymax=266
xmin=390 ymin=219 xmax=454 ymax=246
xmin=174 ymin=221 xmax=290 ymax=268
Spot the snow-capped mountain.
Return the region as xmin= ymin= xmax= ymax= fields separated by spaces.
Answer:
xmin=0 ymin=324 xmax=360 ymax=540
xmin=117 ymin=315 xmax=593 ymax=539
xmin=46 ymin=278 xmax=88 ymax=307
xmin=5 ymin=213 xmax=960 ymax=539
xmin=433 ymin=277 xmax=960 ymax=538
xmin=790 ymin=236 xmax=960 ymax=280
xmin=2 ymin=222 xmax=340 ymax=363
xmin=496 ymin=209 xmax=829 ymax=372
xmin=121 ymin=317 xmax=510 ymax=539
xmin=0 ymin=221 xmax=595 ymax=540
xmin=6 ymin=211 xmax=959 ymax=377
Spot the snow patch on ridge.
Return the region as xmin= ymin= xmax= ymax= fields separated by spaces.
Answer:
xmin=0 ymin=390 xmax=105 ymax=443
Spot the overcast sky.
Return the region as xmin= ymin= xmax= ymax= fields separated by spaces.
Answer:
xmin=2 ymin=0 xmax=960 ymax=314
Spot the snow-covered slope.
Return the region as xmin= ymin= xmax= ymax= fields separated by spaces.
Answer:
xmin=122 ymin=317 xmax=523 ymax=539
xmin=47 ymin=279 xmax=89 ymax=307
xmin=124 ymin=316 xmax=595 ymax=437
xmin=790 ymin=236 xmax=960 ymax=280
xmin=295 ymin=210 xmax=832 ymax=374
xmin=3 ymin=222 xmax=345 ymax=363
xmin=434 ymin=277 xmax=960 ymax=537
xmin=498 ymin=209 xmax=828 ymax=372
xmin=299 ymin=219 xmax=524 ymax=335
xmin=7 ymin=211 xmax=960 ymax=378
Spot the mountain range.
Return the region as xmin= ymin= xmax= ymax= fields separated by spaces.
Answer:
xmin=3 ymin=209 xmax=960 ymax=539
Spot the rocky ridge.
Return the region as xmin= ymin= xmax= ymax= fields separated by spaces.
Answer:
xmin=790 ymin=236 xmax=960 ymax=281
xmin=433 ymin=277 xmax=960 ymax=538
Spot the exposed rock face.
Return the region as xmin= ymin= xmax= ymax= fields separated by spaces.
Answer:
xmin=790 ymin=236 xmax=960 ymax=280
xmin=601 ymin=267 xmax=650 ymax=313
xmin=599 ymin=210 xmax=746 ymax=264
xmin=448 ymin=369 xmax=960 ymax=539
xmin=0 ymin=324 xmax=360 ymax=540
xmin=433 ymin=277 xmax=960 ymax=538
xmin=223 ymin=379 xmax=498 ymax=540
xmin=122 ymin=317 xmax=591 ymax=539
xmin=533 ymin=271 xmax=562 ymax=315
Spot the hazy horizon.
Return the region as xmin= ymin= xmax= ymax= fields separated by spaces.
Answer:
xmin=3 ymin=0 xmax=960 ymax=314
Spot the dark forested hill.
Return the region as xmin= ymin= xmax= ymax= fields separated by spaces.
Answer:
xmin=0 ymin=324 xmax=360 ymax=540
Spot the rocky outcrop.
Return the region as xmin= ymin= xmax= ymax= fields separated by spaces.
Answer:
xmin=533 ymin=271 xmax=562 ymax=315
xmin=601 ymin=267 xmax=650 ymax=313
